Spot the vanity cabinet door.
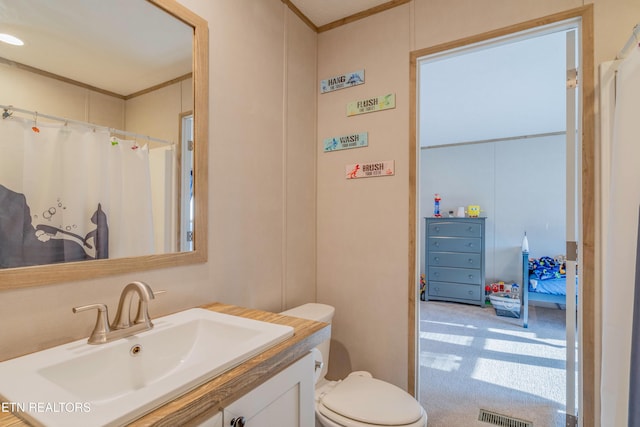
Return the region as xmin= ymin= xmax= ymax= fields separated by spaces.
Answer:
xmin=223 ymin=352 xmax=314 ymax=427
xmin=194 ymin=411 xmax=223 ymax=427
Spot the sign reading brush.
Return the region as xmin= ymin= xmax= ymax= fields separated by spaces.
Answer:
xmin=345 ymin=160 xmax=394 ymax=179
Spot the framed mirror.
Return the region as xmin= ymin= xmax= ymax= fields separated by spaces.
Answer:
xmin=0 ymin=0 xmax=208 ymax=288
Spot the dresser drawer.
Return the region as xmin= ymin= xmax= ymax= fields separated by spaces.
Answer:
xmin=428 ymin=281 xmax=481 ymax=301
xmin=428 ymin=266 xmax=482 ymax=285
xmin=427 ymin=221 xmax=482 ymax=238
xmin=427 ymin=252 xmax=481 ymax=268
xmin=427 ymin=237 xmax=482 ymax=253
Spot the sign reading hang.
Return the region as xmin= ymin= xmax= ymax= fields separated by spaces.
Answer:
xmin=320 ymin=70 xmax=365 ymax=94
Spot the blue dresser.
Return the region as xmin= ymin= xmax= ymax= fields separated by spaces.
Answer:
xmin=424 ymin=217 xmax=486 ymax=306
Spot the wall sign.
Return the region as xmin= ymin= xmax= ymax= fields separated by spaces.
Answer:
xmin=320 ymin=70 xmax=365 ymax=93
xmin=323 ymin=132 xmax=368 ymax=152
xmin=347 ymin=93 xmax=395 ymax=116
xmin=346 ymin=160 xmax=395 ymax=179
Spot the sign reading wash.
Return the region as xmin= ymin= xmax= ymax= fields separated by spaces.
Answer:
xmin=320 ymin=70 xmax=365 ymax=93
xmin=323 ymin=132 xmax=368 ymax=152
xmin=346 ymin=160 xmax=395 ymax=179
xmin=347 ymin=93 xmax=395 ymax=116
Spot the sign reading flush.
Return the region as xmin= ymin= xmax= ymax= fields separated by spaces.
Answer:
xmin=346 ymin=160 xmax=395 ymax=179
xmin=347 ymin=93 xmax=395 ymax=116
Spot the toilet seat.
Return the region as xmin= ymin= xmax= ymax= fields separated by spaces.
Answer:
xmin=316 ymin=372 xmax=427 ymax=427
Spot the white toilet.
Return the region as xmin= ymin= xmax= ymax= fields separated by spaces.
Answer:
xmin=281 ymin=303 xmax=427 ymax=427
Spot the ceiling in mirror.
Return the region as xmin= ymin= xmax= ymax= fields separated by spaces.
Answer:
xmin=0 ymin=0 xmax=193 ymax=96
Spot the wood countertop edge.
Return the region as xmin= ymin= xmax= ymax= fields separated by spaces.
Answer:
xmin=0 ymin=302 xmax=330 ymax=427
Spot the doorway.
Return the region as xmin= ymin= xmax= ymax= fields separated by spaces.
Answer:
xmin=407 ymin=6 xmax=595 ymax=426
xmin=179 ymin=112 xmax=195 ymax=252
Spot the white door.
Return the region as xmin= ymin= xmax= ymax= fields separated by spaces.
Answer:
xmin=180 ymin=114 xmax=194 ymax=252
xmin=564 ymin=28 xmax=580 ymax=425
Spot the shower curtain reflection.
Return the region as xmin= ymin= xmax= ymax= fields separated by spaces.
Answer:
xmin=0 ymin=117 xmax=155 ymax=268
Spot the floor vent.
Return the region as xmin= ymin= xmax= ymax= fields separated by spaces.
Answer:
xmin=478 ymin=409 xmax=533 ymax=427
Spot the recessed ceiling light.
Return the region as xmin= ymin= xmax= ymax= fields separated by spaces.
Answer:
xmin=0 ymin=33 xmax=24 ymax=46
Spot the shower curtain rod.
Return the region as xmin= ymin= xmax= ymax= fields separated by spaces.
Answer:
xmin=0 ymin=104 xmax=173 ymax=146
xmin=617 ymin=23 xmax=640 ymax=60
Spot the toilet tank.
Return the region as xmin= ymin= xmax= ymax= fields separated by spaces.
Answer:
xmin=280 ymin=303 xmax=334 ymax=382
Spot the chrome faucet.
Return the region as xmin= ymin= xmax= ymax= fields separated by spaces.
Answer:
xmin=73 ymin=281 xmax=161 ymax=345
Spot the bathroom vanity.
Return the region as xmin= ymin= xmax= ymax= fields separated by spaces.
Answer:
xmin=0 ymin=303 xmax=329 ymax=427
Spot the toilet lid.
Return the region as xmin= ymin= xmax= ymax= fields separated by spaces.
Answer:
xmin=319 ymin=375 xmax=423 ymax=425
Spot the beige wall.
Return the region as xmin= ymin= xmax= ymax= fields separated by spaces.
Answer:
xmin=3 ymin=1 xmax=640 ymax=422
xmin=316 ymin=5 xmax=411 ymax=384
xmin=316 ymin=0 xmax=640 ymax=399
xmin=125 ymin=79 xmax=192 ymax=145
xmin=0 ymin=64 xmax=125 ymax=128
xmin=190 ymin=0 xmax=318 ymax=311
xmin=0 ymin=0 xmax=317 ymax=362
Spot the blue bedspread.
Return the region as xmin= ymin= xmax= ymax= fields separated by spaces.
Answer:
xmin=528 ymin=276 xmax=566 ymax=295
xmin=527 ymin=256 xmax=572 ymax=295
xmin=529 ymin=256 xmax=565 ymax=280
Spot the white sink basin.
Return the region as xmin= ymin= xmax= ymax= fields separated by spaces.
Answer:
xmin=0 ymin=308 xmax=294 ymax=426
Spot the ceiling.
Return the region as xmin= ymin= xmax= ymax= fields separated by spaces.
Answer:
xmin=290 ymin=0 xmax=393 ymax=28
xmin=0 ymin=0 xmax=391 ymax=97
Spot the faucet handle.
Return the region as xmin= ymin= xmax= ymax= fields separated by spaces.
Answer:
xmin=73 ymin=303 xmax=111 ymax=345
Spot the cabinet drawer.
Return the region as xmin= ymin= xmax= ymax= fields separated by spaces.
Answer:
xmin=427 ymin=252 xmax=481 ymax=268
xmin=428 ymin=266 xmax=481 ymax=285
xmin=427 ymin=237 xmax=482 ymax=253
xmin=428 ymin=281 xmax=481 ymax=301
xmin=428 ymin=221 xmax=482 ymax=237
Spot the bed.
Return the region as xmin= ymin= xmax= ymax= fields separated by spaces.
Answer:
xmin=521 ymin=250 xmax=577 ymax=328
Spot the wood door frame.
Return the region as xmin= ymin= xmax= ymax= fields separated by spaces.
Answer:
xmin=407 ymin=5 xmax=595 ymax=425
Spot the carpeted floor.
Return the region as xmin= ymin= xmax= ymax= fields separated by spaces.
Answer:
xmin=419 ymin=300 xmax=570 ymax=427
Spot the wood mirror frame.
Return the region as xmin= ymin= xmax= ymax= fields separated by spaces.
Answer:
xmin=0 ymin=0 xmax=209 ymax=290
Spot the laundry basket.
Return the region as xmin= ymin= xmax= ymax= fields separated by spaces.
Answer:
xmin=489 ymin=292 xmax=521 ymax=318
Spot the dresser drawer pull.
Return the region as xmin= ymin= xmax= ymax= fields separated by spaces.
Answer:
xmin=468 ymin=274 xmax=474 ymax=279
xmin=468 ymin=226 xmax=474 ymax=232
xmin=434 ymin=257 xmax=440 ymax=263
xmin=467 ymin=243 xmax=474 ymax=248
xmin=467 ymin=259 xmax=474 ymax=264
xmin=468 ymin=290 xmax=474 ymax=295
